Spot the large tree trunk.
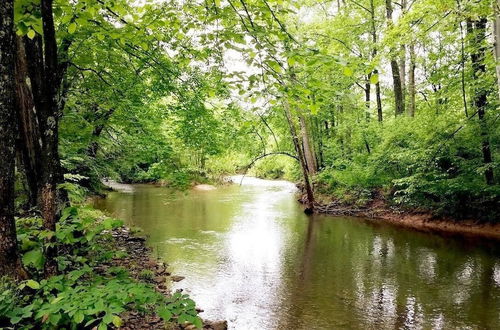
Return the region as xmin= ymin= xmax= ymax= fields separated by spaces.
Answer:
xmin=15 ymin=36 xmax=42 ymax=208
xmin=370 ymin=0 xmax=383 ymax=122
xmin=408 ymin=43 xmax=416 ymax=117
xmin=284 ymin=103 xmax=315 ymax=213
xmin=38 ymin=0 xmax=66 ymax=276
xmin=470 ymin=18 xmax=495 ymax=185
xmin=494 ymin=0 xmax=500 ymax=100
xmin=0 ymin=0 xmax=26 ymax=279
xmin=385 ymin=0 xmax=405 ymax=116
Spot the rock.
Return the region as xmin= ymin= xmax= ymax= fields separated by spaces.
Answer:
xmin=204 ymin=320 xmax=228 ymax=330
xmin=154 ymin=276 xmax=166 ymax=284
xmin=193 ymin=184 xmax=216 ymax=191
xmin=127 ymin=236 xmax=146 ymax=242
xmin=171 ymin=275 xmax=185 ymax=282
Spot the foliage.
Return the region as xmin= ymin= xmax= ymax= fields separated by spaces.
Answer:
xmin=1 ymin=206 xmax=202 ymax=329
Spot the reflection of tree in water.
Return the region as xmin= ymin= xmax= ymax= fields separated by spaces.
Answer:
xmin=278 ymin=216 xmax=500 ymax=329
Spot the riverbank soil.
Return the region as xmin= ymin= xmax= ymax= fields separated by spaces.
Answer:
xmin=108 ymin=227 xmax=227 ymax=330
xmin=300 ymin=191 xmax=500 ymax=240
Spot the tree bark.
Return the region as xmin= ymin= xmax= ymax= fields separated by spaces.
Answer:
xmin=38 ymin=0 xmax=66 ymax=276
xmin=469 ymin=18 xmax=495 ymax=185
xmin=299 ymin=115 xmax=318 ymax=175
xmin=370 ymin=0 xmax=383 ymax=122
xmin=0 ymin=0 xmax=26 ymax=279
xmin=385 ymin=0 xmax=405 ymax=116
xmin=365 ymin=76 xmax=371 ymax=121
xmin=400 ymin=0 xmax=407 ymax=108
xmin=494 ymin=0 xmax=500 ymax=101
xmin=15 ymin=36 xmax=42 ymax=208
xmin=408 ymin=43 xmax=416 ymax=117
xmin=284 ymin=103 xmax=315 ymax=213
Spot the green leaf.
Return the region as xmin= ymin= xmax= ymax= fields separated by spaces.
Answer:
xmin=23 ymin=249 xmax=44 ymax=269
xmin=112 ymin=315 xmax=123 ymax=327
xmin=343 ymin=66 xmax=353 ymax=77
xmin=103 ymin=313 xmax=113 ymax=324
xmin=10 ymin=316 xmax=22 ymax=324
xmin=310 ymin=104 xmax=319 ymax=115
xmin=157 ymin=307 xmax=173 ymax=321
xmin=26 ymin=280 xmax=40 ymax=289
xmin=27 ymin=29 xmax=36 ymax=39
xmin=193 ymin=316 xmax=203 ymax=329
xmin=370 ymin=74 xmax=379 ymax=84
xmin=74 ymin=311 xmax=84 ymax=324
xmin=49 ymin=313 xmax=61 ymax=325
xmin=68 ymin=23 xmax=77 ymax=34
xmin=51 ymin=296 xmax=64 ymax=304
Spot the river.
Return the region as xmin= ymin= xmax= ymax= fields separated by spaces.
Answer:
xmin=94 ymin=176 xmax=500 ymax=329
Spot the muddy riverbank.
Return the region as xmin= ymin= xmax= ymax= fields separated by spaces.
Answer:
xmin=300 ymin=192 xmax=500 ymax=240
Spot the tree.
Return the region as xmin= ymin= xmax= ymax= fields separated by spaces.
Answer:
xmin=0 ymin=0 xmax=26 ymax=279
xmin=368 ymin=0 xmax=384 ymax=122
xmin=469 ymin=18 xmax=495 ymax=185
xmin=494 ymin=0 xmax=500 ymax=100
xmin=15 ymin=36 xmax=41 ymax=209
xmin=385 ymin=0 xmax=405 ymax=116
xmin=408 ymin=42 xmax=416 ymax=117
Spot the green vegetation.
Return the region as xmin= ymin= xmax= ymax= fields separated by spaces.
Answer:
xmin=0 ymin=0 xmax=499 ymax=328
xmin=1 ymin=207 xmax=201 ymax=329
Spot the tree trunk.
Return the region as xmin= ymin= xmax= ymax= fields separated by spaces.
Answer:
xmin=299 ymin=115 xmax=318 ymax=175
xmin=365 ymin=76 xmax=371 ymax=121
xmin=375 ymin=72 xmax=383 ymax=121
xmin=0 ymin=0 xmax=26 ymax=279
xmin=15 ymin=36 xmax=42 ymax=208
xmin=400 ymin=0 xmax=407 ymax=108
xmin=470 ymin=18 xmax=495 ymax=185
xmin=385 ymin=0 xmax=405 ymax=116
xmin=313 ymin=118 xmax=324 ymax=169
xmin=370 ymin=0 xmax=383 ymax=122
xmin=38 ymin=0 xmax=65 ymax=276
xmin=87 ymin=107 xmax=115 ymax=158
xmin=459 ymin=20 xmax=469 ymax=117
xmin=284 ymin=103 xmax=315 ymax=213
xmin=408 ymin=43 xmax=416 ymax=117
xmin=494 ymin=0 xmax=500 ymax=100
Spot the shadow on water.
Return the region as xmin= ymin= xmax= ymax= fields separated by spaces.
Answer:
xmin=94 ymin=177 xmax=500 ymax=330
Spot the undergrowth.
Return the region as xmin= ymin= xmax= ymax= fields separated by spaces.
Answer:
xmin=0 ymin=206 xmax=202 ymax=329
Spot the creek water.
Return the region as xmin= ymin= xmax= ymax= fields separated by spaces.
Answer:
xmin=94 ymin=176 xmax=500 ymax=330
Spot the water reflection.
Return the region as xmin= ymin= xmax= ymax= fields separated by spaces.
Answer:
xmin=94 ymin=178 xmax=500 ymax=329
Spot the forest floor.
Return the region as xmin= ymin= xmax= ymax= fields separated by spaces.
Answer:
xmin=300 ymin=191 xmax=500 ymax=240
xmin=107 ymin=226 xmax=227 ymax=330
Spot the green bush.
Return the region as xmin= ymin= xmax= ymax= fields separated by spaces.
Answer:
xmin=1 ymin=206 xmax=202 ymax=329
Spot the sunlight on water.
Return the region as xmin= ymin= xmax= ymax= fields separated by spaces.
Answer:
xmin=94 ymin=179 xmax=500 ymax=330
